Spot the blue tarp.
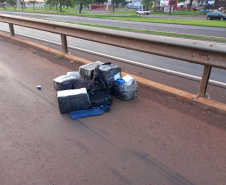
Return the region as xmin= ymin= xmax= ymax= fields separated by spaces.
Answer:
xmin=70 ymin=105 xmax=110 ymax=120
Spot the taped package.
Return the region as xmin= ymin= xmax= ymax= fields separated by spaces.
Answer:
xmin=113 ymin=75 xmax=138 ymax=101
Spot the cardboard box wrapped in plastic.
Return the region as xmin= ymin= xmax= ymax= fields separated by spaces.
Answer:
xmin=79 ymin=61 xmax=103 ymax=80
xmin=99 ymin=64 xmax=121 ymax=89
xmin=57 ymin=88 xmax=90 ymax=114
xmin=53 ymin=75 xmax=77 ymax=93
xmin=113 ymin=75 xmax=138 ymax=101
xmin=67 ymin=71 xmax=80 ymax=78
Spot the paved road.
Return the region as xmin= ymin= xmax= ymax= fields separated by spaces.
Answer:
xmin=1 ymin=37 xmax=226 ymax=185
xmin=0 ymin=11 xmax=226 ymax=38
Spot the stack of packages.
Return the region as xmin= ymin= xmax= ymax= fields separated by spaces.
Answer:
xmin=53 ymin=61 xmax=138 ymax=118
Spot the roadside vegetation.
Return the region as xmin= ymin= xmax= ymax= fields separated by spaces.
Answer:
xmin=47 ymin=19 xmax=226 ymax=42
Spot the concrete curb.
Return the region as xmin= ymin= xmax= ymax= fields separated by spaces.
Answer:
xmin=1 ymin=31 xmax=226 ymax=115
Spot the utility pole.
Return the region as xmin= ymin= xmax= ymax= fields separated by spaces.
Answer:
xmin=169 ymin=0 xmax=172 ymax=15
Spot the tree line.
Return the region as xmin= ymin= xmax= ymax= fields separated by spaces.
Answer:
xmin=2 ymin=0 xmax=128 ymax=13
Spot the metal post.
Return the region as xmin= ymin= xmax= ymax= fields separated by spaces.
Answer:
xmin=9 ymin=23 xmax=15 ymax=36
xmin=198 ymin=65 xmax=212 ymax=97
xmin=61 ymin=34 xmax=68 ymax=53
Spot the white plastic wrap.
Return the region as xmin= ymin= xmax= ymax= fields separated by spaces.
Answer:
xmin=79 ymin=61 xmax=103 ymax=80
xmin=67 ymin=71 xmax=80 ymax=78
xmin=57 ymin=88 xmax=90 ymax=114
xmin=113 ymin=75 xmax=138 ymax=101
xmin=99 ymin=64 xmax=121 ymax=88
xmin=53 ymin=75 xmax=77 ymax=93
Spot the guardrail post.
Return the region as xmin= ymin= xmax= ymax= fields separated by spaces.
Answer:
xmin=198 ymin=65 xmax=212 ymax=97
xmin=9 ymin=23 xmax=15 ymax=36
xmin=61 ymin=34 xmax=68 ymax=53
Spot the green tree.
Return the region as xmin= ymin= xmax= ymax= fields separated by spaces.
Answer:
xmin=141 ymin=0 xmax=154 ymax=10
xmin=94 ymin=0 xmax=107 ymax=4
xmin=29 ymin=0 xmax=37 ymax=11
xmin=74 ymin=0 xmax=93 ymax=13
xmin=111 ymin=0 xmax=126 ymax=12
xmin=6 ymin=0 xmax=17 ymax=9
xmin=46 ymin=0 xmax=75 ymax=12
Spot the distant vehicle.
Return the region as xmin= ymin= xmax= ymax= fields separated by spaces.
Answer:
xmin=136 ymin=10 xmax=150 ymax=15
xmin=207 ymin=12 xmax=226 ymax=20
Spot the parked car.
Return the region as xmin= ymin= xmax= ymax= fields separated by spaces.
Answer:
xmin=207 ymin=12 xmax=226 ymax=20
xmin=136 ymin=10 xmax=150 ymax=15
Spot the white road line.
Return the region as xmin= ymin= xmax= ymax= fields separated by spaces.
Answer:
xmin=1 ymin=28 xmax=226 ymax=87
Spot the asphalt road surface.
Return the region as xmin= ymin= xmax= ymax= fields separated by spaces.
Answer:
xmin=0 ymin=11 xmax=226 ymax=38
xmin=1 ymin=37 xmax=226 ymax=185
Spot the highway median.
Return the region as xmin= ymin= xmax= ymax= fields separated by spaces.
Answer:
xmin=43 ymin=19 xmax=226 ymax=42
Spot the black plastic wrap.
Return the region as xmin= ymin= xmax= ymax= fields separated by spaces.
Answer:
xmin=57 ymin=88 xmax=90 ymax=114
xmin=79 ymin=61 xmax=103 ymax=80
xmin=113 ymin=75 xmax=138 ymax=101
xmin=53 ymin=75 xmax=77 ymax=93
xmin=99 ymin=64 xmax=121 ymax=88
xmin=73 ymin=78 xmax=89 ymax=89
xmin=89 ymin=90 xmax=113 ymax=106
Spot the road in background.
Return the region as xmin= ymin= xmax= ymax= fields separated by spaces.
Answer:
xmin=0 ymin=11 xmax=226 ymax=38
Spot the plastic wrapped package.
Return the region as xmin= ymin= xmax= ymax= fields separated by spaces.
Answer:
xmin=79 ymin=61 xmax=103 ymax=80
xmin=99 ymin=64 xmax=121 ymax=88
xmin=73 ymin=78 xmax=89 ymax=90
xmin=67 ymin=71 xmax=80 ymax=78
xmin=89 ymin=90 xmax=113 ymax=106
xmin=113 ymin=75 xmax=138 ymax=101
xmin=53 ymin=75 xmax=77 ymax=93
xmin=57 ymin=88 xmax=90 ymax=114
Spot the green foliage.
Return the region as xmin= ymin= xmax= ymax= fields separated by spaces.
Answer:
xmin=55 ymin=54 xmax=65 ymax=58
xmin=74 ymin=0 xmax=93 ymax=13
xmin=6 ymin=0 xmax=17 ymax=5
xmin=111 ymin=0 xmax=127 ymax=11
xmin=46 ymin=0 xmax=76 ymax=11
xmin=141 ymin=0 xmax=154 ymax=10
xmin=94 ymin=0 xmax=107 ymax=4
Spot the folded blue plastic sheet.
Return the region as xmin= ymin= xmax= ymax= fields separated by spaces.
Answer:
xmin=70 ymin=105 xmax=110 ymax=120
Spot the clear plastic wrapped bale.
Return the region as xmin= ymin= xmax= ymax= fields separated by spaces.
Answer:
xmin=113 ymin=75 xmax=138 ymax=101
xmin=57 ymin=88 xmax=90 ymax=114
xmin=99 ymin=64 xmax=121 ymax=89
xmin=67 ymin=71 xmax=80 ymax=78
xmin=79 ymin=61 xmax=103 ymax=81
xmin=53 ymin=75 xmax=77 ymax=93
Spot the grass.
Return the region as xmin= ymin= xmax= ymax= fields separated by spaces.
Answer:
xmin=49 ymin=19 xmax=226 ymax=42
xmin=1 ymin=7 xmax=226 ymax=28
xmin=110 ymin=10 xmax=206 ymax=16
xmin=55 ymin=54 xmax=64 ymax=58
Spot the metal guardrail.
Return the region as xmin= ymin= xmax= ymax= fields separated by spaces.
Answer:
xmin=0 ymin=13 xmax=226 ymax=98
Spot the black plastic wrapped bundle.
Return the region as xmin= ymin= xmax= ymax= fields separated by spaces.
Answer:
xmin=67 ymin=71 xmax=80 ymax=78
xmin=99 ymin=64 xmax=121 ymax=88
xmin=89 ymin=90 xmax=113 ymax=106
xmin=113 ymin=75 xmax=138 ymax=101
xmin=57 ymin=88 xmax=90 ymax=114
xmin=53 ymin=75 xmax=77 ymax=93
xmin=79 ymin=61 xmax=103 ymax=80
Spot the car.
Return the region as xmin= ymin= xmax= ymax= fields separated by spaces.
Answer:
xmin=136 ymin=10 xmax=150 ymax=15
xmin=207 ymin=12 xmax=226 ymax=20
